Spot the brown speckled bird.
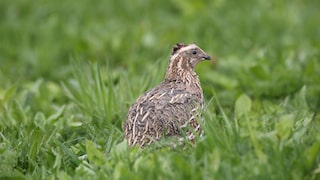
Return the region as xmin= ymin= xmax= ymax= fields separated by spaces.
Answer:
xmin=123 ymin=43 xmax=211 ymax=147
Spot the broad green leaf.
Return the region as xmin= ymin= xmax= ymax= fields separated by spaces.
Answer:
xmin=111 ymin=140 xmax=128 ymax=159
xmin=48 ymin=105 xmax=65 ymax=124
xmin=69 ymin=121 xmax=83 ymax=127
xmin=235 ymin=94 xmax=252 ymax=118
xmin=133 ymin=156 xmax=147 ymax=172
xmin=206 ymin=71 xmax=238 ymax=89
xmin=86 ymin=139 xmax=105 ymax=167
xmin=34 ymin=112 xmax=46 ymax=130
xmin=250 ymin=64 xmax=269 ymax=80
xmin=75 ymin=163 xmax=96 ymax=177
xmin=114 ymin=161 xmax=126 ymax=180
xmin=275 ymin=114 xmax=294 ymax=141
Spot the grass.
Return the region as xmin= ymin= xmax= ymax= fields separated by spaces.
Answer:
xmin=0 ymin=0 xmax=320 ymax=179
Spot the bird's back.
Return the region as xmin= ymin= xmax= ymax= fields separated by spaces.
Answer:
xmin=123 ymin=79 xmax=203 ymax=146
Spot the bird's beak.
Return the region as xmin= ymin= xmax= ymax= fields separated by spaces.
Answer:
xmin=202 ymin=55 xmax=211 ymax=60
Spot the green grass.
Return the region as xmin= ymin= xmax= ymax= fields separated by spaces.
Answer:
xmin=1 ymin=0 xmax=320 ymax=179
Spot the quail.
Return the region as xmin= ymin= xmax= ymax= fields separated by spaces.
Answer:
xmin=123 ymin=43 xmax=211 ymax=147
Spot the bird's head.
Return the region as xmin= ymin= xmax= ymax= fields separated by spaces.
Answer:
xmin=170 ymin=43 xmax=211 ymax=69
xmin=165 ymin=43 xmax=211 ymax=81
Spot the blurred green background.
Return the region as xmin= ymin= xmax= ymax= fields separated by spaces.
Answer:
xmin=1 ymin=0 xmax=319 ymax=109
xmin=0 ymin=0 xmax=320 ymax=179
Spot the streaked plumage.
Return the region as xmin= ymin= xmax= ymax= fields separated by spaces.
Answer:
xmin=123 ymin=43 xmax=211 ymax=147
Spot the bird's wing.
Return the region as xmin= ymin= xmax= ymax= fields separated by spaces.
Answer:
xmin=124 ymin=85 xmax=202 ymax=146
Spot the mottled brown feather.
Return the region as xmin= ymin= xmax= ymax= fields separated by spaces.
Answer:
xmin=123 ymin=43 xmax=211 ymax=147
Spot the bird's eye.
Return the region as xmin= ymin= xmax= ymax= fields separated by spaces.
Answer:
xmin=192 ymin=50 xmax=197 ymax=55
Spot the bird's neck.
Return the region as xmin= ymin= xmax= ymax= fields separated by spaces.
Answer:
xmin=164 ymin=56 xmax=202 ymax=91
xmin=165 ymin=69 xmax=201 ymax=90
xmin=165 ymin=56 xmax=191 ymax=81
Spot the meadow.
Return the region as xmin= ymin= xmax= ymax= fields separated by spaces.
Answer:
xmin=0 ymin=0 xmax=320 ymax=179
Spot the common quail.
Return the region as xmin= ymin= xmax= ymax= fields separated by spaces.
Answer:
xmin=123 ymin=43 xmax=211 ymax=147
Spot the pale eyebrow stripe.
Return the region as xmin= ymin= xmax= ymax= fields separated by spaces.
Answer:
xmin=170 ymin=44 xmax=197 ymax=59
xmin=179 ymin=44 xmax=197 ymax=52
